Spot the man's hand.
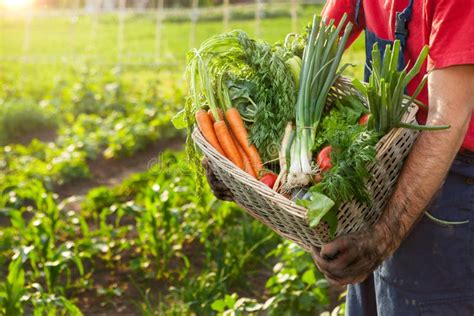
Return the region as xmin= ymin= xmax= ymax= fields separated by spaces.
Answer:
xmin=311 ymin=64 xmax=474 ymax=286
xmin=202 ymin=158 xmax=234 ymax=201
xmin=311 ymin=223 xmax=394 ymax=286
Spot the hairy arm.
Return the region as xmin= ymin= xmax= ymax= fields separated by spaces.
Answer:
xmin=312 ymin=64 xmax=474 ymax=285
xmin=375 ymin=64 xmax=474 ymax=254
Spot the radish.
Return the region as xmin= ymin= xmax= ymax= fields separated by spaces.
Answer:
xmin=316 ymin=146 xmax=332 ymax=172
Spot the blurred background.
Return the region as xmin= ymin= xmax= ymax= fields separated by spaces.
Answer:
xmin=0 ymin=1 xmax=364 ymax=314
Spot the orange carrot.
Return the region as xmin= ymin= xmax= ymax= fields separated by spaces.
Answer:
xmin=195 ymin=110 xmax=225 ymax=156
xmin=232 ymin=133 xmax=257 ymax=178
xmin=225 ymin=108 xmax=263 ymax=176
xmin=208 ymin=108 xmax=224 ymax=123
xmin=214 ymin=120 xmax=244 ymax=169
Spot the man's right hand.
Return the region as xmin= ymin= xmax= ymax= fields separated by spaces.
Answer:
xmin=202 ymin=158 xmax=234 ymax=202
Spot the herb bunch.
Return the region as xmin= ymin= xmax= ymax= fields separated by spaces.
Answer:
xmin=184 ymin=30 xmax=297 ymax=162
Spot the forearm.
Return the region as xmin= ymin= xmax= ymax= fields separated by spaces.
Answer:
xmin=375 ymin=119 xmax=469 ymax=254
xmin=374 ymin=66 xmax=474 ymax=255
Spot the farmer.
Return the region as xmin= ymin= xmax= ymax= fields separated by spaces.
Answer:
xmin=204 ymin=0 xmax=474 ymax=314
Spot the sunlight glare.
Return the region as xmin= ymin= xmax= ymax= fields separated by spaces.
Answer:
xmin=2 ymin=0 xmax=34 ymax=10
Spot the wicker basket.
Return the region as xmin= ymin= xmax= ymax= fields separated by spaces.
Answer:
xmin=192 ymin=77 xmax=419 ymax=251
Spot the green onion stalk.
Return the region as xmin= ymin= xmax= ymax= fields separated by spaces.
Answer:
xmin=286 ymin=14 xmax=353 ymax=188
xmin=352 ymin=41 xmax=450 ymax=134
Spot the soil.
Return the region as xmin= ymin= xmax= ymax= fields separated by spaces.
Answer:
xmin=54 ymin=136 xmax=185 ymax=315
xmin=10 ymin=127 xmax=58 ymax=145
xmin=73 ymin=238 xmax=217 ymax=315
xmin=55 ymin=136 xmax=185 ymax=209
xmin=7 ymin=133 xmax=346 ymax=315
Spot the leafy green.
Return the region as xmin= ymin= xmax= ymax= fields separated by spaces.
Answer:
xmin=171 ymin=109 xmax=187 ymax=129
xmin=313 ymin=95 xmax=367 ymax=151
xmin=306 ymin=99 xmax=380 ymax=233
xmin=226 ymin=76 xmax=258 ymax=124
xmin=322 ymin=208 xmax=338 ymax=237
xmin=321 ymin=128 xmax=379 ymax=204
xmin=297 ymin=189 xmax=335 ymax=228
xmin=184 ymin=30 xmax=297 ymax=161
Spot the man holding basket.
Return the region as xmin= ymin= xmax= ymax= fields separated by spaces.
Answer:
xmin=205 ymin=0 xmax=474 ymax=314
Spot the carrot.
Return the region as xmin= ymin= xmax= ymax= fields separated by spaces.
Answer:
xmin=195 ymin=110 xmax=225 ymax=156
xmin=232 ymin=133 xmax=257 ymax=178
xmin=208 ymin=108 xmax=224 ymax=123
xmin=214 ymin=120 xmax=244 ymax=169
xmin=225 ymin=108 xmax=263 ymax=176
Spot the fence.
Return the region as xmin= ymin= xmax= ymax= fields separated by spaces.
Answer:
xmin=0 ymin=0 xmax=324 ymax=68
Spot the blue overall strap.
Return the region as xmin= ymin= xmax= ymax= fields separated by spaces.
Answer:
xmin=395 ymin=0 xmax=414 ymax=50
xmin=355 ymin=0 xmax=362 ymax=26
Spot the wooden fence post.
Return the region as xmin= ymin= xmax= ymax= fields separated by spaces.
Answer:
xmin=190 ymin=0 xmax=199 ymax=49
xmin=117 ymin=0 xmax=126 ymax=66
xmin=69 ymin=0 xmax=80 ymax=61
xmin=223 ymin=0 xmax=230 ymax=32
xmin=155 ymin=0 xmax=164 ymax=64
xmin=291 ymin=0 xmax=298 ymax=33
xmin=22 ymin=10 xmax=33 ymax=63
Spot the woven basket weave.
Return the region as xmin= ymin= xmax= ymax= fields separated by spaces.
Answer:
xmin=192 ymin=77 xmax=419 ymax=251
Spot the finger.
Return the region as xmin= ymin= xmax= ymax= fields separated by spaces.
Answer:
xmin=315 ymin=249 xmax=362 ymax=281
xmin=310 ymin=246 xmax=321 ymax=263
xmin=201 ymin=157 xmax=209 ymax=168
xmin=311 ymin=253 xmax=325 ymax=272
xmin=312 ymin=250 xmax=331 ymax=273
xmin=214 ymin=192 xmax=234 ymax=202
xmin=325 ymin=246 xmax=359 ymax=273
xmin=314 ymin=247 xmax=362 ymax=286
xmin=211 ymin=181 xmax=229 ymax=192
xmin=204 ymin=166 xmax=227 ymax=191
xmin=204 ymin=162 xmax=215 ymax=180
xmin=320 ymin=236 xmax=352 ymax=260
xmin=333 ymin=259 xmax=374 ymax=283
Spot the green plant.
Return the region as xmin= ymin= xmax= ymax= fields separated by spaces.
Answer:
xmin=0 ymin=100 xmax=57 ymax=145
xmin=210 ymin=241 xmax=331 ymax=316
xmin=0 ymin=258 xmax=26 ymax=315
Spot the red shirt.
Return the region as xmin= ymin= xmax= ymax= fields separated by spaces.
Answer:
xmin=322 ymin=0 xmax=474 ymax=151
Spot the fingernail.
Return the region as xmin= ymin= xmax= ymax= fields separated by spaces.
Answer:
xmin=323 ymin=252 xmax=338 ymax=261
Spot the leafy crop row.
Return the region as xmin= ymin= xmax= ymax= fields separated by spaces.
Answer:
xmin=0 ymin=65 xmax=184 ymax=187
xmin=0 ymin=151 xmax=341 ymax=315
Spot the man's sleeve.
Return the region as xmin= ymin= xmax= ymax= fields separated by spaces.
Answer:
xmin=427 ymin=1 xmax=474 ymax=69
xmin=322 ymin=0 xmax=365 ymax=47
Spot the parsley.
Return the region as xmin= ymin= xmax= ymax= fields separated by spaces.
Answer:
xmin=304 ymin=98 xmax=380 ymax=233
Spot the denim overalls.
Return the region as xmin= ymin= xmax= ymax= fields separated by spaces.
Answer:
xmin=345 ymin=1 xmax=474 ymax=315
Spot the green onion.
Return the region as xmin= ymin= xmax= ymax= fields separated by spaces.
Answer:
xmin=286 ymin=14 xmax=353 ymax=188
xmin=354 ymin=41 xmax=450 ymax=134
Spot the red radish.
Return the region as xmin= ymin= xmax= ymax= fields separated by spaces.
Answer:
xmin=313 ymin=174 xmax=323 ymax=183
xmin=358 ymin=113 xmax=371 ymax=126
xmin=260 ymin=172 xmax=278 ymax=188
xmin=317 ymin=146 xmax=333 ymax=172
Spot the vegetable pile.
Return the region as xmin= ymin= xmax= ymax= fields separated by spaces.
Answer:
xmin=174 ymin=14 xmax=449 ymax=235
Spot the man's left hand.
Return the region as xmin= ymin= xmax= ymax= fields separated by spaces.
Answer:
xmin=311 ymin=224 xmax=395 ymax=286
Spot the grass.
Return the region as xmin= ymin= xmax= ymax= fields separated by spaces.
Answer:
xmin=0 ymin=5 xmax=365 ymax=79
